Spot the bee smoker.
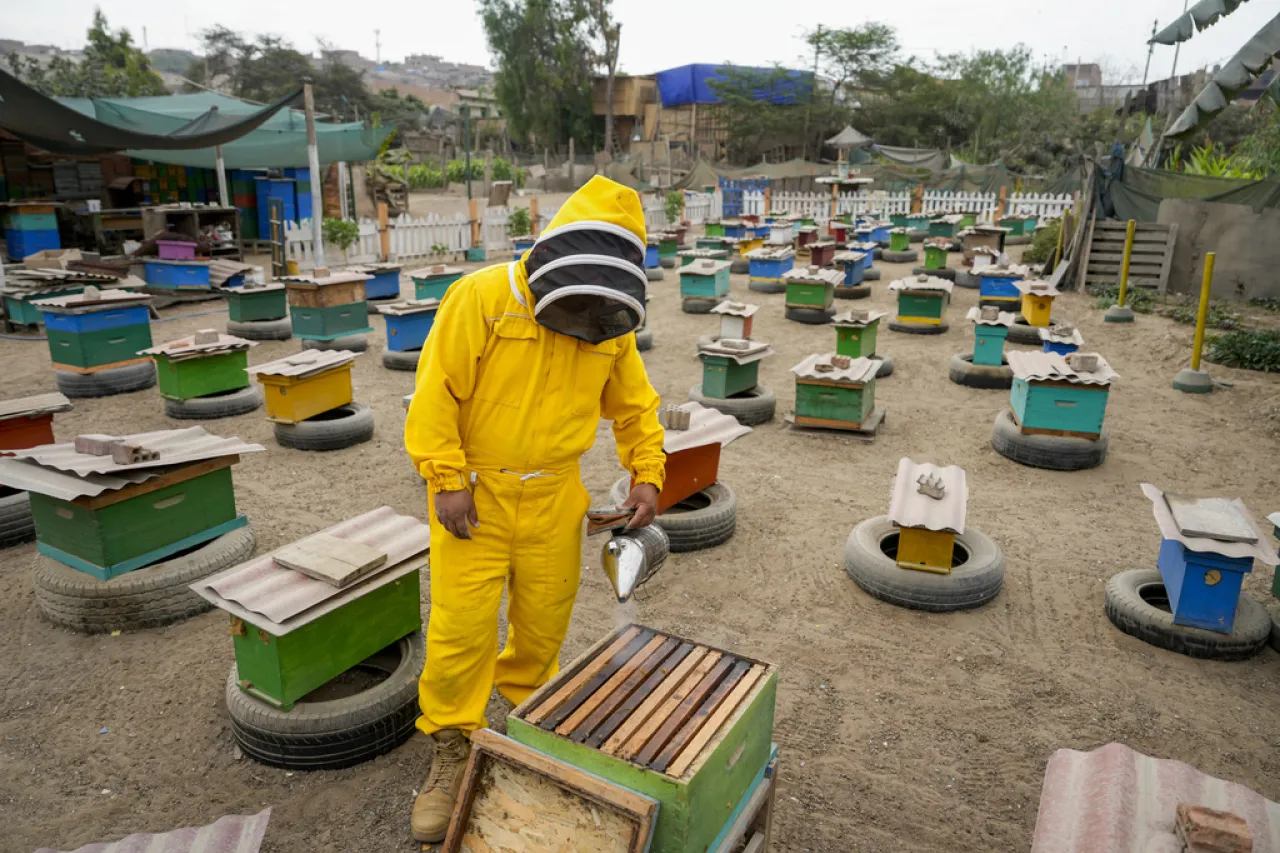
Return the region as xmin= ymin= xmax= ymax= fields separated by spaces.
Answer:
xmin=601 ymin=524 xmax=669 ymax=603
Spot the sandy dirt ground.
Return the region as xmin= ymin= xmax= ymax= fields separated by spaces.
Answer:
xmin=3 ymin=240 xmax=1280 ymax=853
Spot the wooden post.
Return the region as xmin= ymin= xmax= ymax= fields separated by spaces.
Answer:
xmin=377 ymin=202 xmax=390 ymax=262
xmin=912 ymin=184 xmax=923 ymax=214
xmin=469 ymin=198 xmax=481 ymax=250
xmin=484 ymin=151 xmax=492 ymax=199
xmin=1191 ymin=252 xmax=1215 ymax=371
xmin=830 ymin=184 xmax=838 ymax=221
xmin=568 ymin=138 xmax=576 ymax=188
xmin=530 ymin=197 xmax=541 ymax=237
xmin=215 ymin=145 xmax=229 ymax=208
xmin=303 ymin=81 xmax=326 ymax=270
xmin=763 ymin=187 xmax=771 ymax=215
xmin=337 ymin=162 xmax=350 ymax=220
xmin=543 ymin=148 xmax=550 ymax=192
xmin=996 ymin=187 xmax=1007 ymax=221
xmin=1117 ymin=219 xmax=1136 ymax=307
xmin=680 ymin=191 xmax=686 ymax=225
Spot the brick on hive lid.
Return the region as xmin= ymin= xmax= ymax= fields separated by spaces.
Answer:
xmin=1051 ymin=321 xmax=1076 ymax=337
xmin=808 ymin=264 xmax=819 ymax=274
xmin=980 ymin=305 xmax=1000 ymax=321
xmin=850 ymin=308 xmax=871 ymax=323
xmin=830 ymin=354 xmax=851 ymax=369
xmin=193 ymin=328 xmax=220 ymax=345
xmin=82 ymin=284 xmax=102 ymax=300
xmin=916 ymin=472 xmax=946 ymax=500
xmin=74 ymin=434 xmax=122 ymax=456
xmin=110 ymin=442 xmax=160 ymax=465
xmin=658 ymin=405 xmax=691 ymax=431
xmin=1068 ymin=352 xmax=1099 ymax=373
xmin=720 ymin=338 xmax=751 ymax=350
xmin=1175 ymin=803 xmax=1253 ymax=853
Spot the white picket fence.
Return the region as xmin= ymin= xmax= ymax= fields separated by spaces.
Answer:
xmin=741 ymin=189 xmax=1074 ymax=221
xmin=682 ymin=191 xmax=723 ymax=225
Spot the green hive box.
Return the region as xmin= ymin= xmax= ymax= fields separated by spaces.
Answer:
xmin=923 ymin=245 xmax=949 ymax=269
xmin=700 ymin=356 xmax=760 ymax=399
xmin=46 ymin=324 xmax=153 ymax=370
xmin=508 ymin=625 xmax=778 ymax=853
xmin=897 ymin=291 xmax=947 ymax=323
xmin=229 ymin=567 xmax=422 ymax=711
xmin=30 ymin=463 xmax=245 ymax=579
xmin=154 ymin=351 xmax=250 ymax=401
xmin=289 ymin=303 xmax=373 ymax=340
xmin=227 ymin=287 xmax=287 ymax=322
xmin=796 ymin=375 xmax=875 ymax=425
xmin=785 ymin=281 xmax=834 ymax=309
xmin=836 ymin=322 xmax=879 ymax=359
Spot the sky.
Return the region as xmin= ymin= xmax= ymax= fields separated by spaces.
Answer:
xmin=6 ymin=0 xmax=1277 ymax=86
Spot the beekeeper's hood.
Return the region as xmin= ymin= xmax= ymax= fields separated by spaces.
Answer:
xmin=522 ymin=175 xmax=647 ymax=344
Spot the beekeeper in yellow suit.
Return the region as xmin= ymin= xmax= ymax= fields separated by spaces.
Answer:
xmin=404 ymin=175 xmax=666 ymax=842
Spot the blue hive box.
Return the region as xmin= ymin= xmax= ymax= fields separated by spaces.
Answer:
xmin=352 ymin=264 xmax=403 ymax=300
xmin=746 ymin=250 xmax=795 ymax=284
xmin=978 ymin=267 xmax=1025 ymax=306
xmin=378 ymin=298 xmax=441 ymax=352
xmin=144 ymin=260 xmax=212 ymax=290
xmin=5 ymin=228 xmax=61 ymax=259
xmin=513 ymin=237 xmax=536 ymax=261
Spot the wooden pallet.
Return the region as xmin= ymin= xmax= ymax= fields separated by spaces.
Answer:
xmin=1078 ymin=218 xmax=1178 ymax=294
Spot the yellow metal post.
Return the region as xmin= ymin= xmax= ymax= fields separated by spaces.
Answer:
xmin=1191 ymin=252 xmax=1215 ymax=371
xmin=1116 ymin=219 xmax=1136 ymax=307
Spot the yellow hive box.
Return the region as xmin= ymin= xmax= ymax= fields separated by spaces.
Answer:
xmin=896 ymin=527 xmax=956 ymax=574
xmin=257 ymin=363 xmax=354 ymax=424
xmin=1020 ymin=292 xmax=1055 ymax=327
xmin=738 ymin=236 xmax=764 ymax=256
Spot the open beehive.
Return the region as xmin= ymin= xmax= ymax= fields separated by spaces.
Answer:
xmin=508 ymin=623 xmax=777 ymax=853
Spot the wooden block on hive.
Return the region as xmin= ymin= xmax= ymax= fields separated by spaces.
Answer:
xmin=273 ymin=533 xmax=388 ymax=587
xmin=441 ymin=728 xmax=658 ymax=853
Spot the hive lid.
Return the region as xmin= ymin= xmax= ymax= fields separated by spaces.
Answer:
xmin=662 ymin=401 xmax=752 ymax=454
xmin=1140 ymin=484 xmax=1277 ymax=565
xmin=347 ymin=262 xmax=403 ymax=274
xmin=1038 ymin=324 xmax=1085 ymax=345
xmin=247 ymin=348 xmax=359 ymax=378
xmin=791 ymin=353 xmax=879 ymax=384
xmin=847 ymin=240 xmax=878 ymax=252
xmin=191 ymin=506 xmax=431 ymax=634
xmin=889 ymin=226 xmax=910 ymax=234
xmin=1013 ymin=279 xmax=1061 ymax=297
xmin=696 ymin=338 xmax=773 ymax=364
xmin=31 ymin=287 xmax=152 ymax=313
xmin=889 ymin=274 xmax=954 ymax=294
xmin=833 ymin=250 xmax=867 ymax=264
xmin=1006 ymin=351 xmax=1119 ymax=385
xmin=782 ymin=265 xmax=843 ymax=286
xmin=8 ymin=426 xmax=262 ymax=478
xmin=0 ymin=392 xmax=72 ymax=423
xmin=745 ymin=246 xmax=794 ymax=260
xmin=709 ymin=300 xmax=758 ymax=319
xmin=932 ymin=214 xmax=965 ymax=224
xmin=223 ymin=280 xmax=285 ymax=294
xmin=408 ymin=264 xmax=464 ymax=279
xmin=681 ymin=258 xmax=732 ymax=275
xmin=887 ymin=457 xmax=968 ymax=534
xmin=832 ymin=309 xmax=887 ymax=328
xmin=139 ymin=330 xmax=255 ymax=359
xmin=280 ymin=270 xmax=373 ymax=287
xmin=960 ymin=224 xmax=1011 ymax=235
xmin=0 ymin=456 xmax=162 ymax=501
xmin=977 ymin=262 xmax=1029 ymax=278
xmin=376 ymin=297 xmax=442 ymax=316
xmin=966 ymin=306 xmax=1018 ymax=327
xmin=923 ymin=238 xmax=953 ymax=249
xmin=678 ymin=248 xmax=729 ymax=258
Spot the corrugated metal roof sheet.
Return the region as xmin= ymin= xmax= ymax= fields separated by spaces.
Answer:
xmin=710 ymin=300 xmax=758 ymax=319
xmin=246 ymin=349 xmax=358 ymax=379
xmin=889 ymin=274 xmax=954 ymax=294
xmin=1030 ymin=743 xmax=1280 ymax=853
xmin=12 ymin=427 xmax=263 ymax=477
xmin=890 ymin=227 xmax=910 ymax=234
xmin=33 ymin=807 xmax=271 ymax=853
xmin=376 ymin=298 xmax=440 ymax=316
xmin=220 ymin=281 xmax=284 ymax=294
xmin=923 ymin=238 xmax=953 ymax=249
xmin=192 ymin=506 xmax=430 ymax=634
xmin=348 ymin=262 xmax=403 ymax=273
xmin=887 ymin=457 xmax=968 ymax=534
xmin=0 ymin=457 xmax=160 ymax=500
xmin=681 ymin=259 xmax=732 ymax=275
xmin=207 ymin=260 xmax=254 ymax=289
xmin=1268 ymin=511 xmax=1279 ymax=530
xmin=1039 ymin=324 xmax=1084 ymax=345
xmin=745 ymin=246 xmax=794 ymax=260
xmin=792 ymin=353 xmax=879 ymax=384
xmin=833 ymin=250 xmax=868 ymax=264
xmin=663 ymin=402 xmax=752 ymax=454
xmin=977 ymin=263 xmax=1030 ymax=278
xmin=847 ymin=240 xmax=878 ymax=252
xmin=678 ymin=248 xmax=728 ymax=259
xmin=1140 ymin=483 xmax=1278 ymax=565
xmin=966 ymin=306 xmax=1018 ymax=327
xmin=932 ymin=214 xmax=965 ymax=224
xmin=1014 ymin=279 xmax=1062 ymax=297
xmin=695 ymin=339 xmax=773 ymax=365
xmin=1007 ymin=351 xmax=1119 ymax=385
xmin=960 ymin=224 xmax=1010 ymax=235
xmin=783 ymin=266 xmax=843 ymax=286
xmin=139 ymin=331 xmax=254 ymax=359
xmin=832 ymin=309 xmax=887 ymax=328
xmin=280 ymin=271 xmax=371 ymax=287
xmin=31 ymin=288 xmax=151 ymax=312
xmin=0 ymin=392 xmax=72 ymax=422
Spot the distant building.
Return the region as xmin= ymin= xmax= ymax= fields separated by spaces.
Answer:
xmin=1061 ymin=63 xmax=1137 ymax=113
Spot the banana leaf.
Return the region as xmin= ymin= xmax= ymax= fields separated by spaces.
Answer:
xmin=1166 ymin=11 xmax=1280 ymax=138
xmin=1150 ymin=0 xmax=1250 ymax=44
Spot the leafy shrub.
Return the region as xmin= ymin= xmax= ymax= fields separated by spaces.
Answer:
xmin=1249 ymin=296 xmax=1280 ymax=312
xmin=507 ymin=207 xmax=532 ymax=237
xmin=322 ymin=218 xmax=360 ymax=252
xmin=490 ymin=157 xmax=526 ymax=188
xmin=1161 ymin=300 xmax=1241 ymax=330
xmin=1088 ymin=282 xmax=1155 ymax=314
xmin=664 ymin=190 xmax=683 ymax=224
xmin=1205 ymin=329 xmax=1280 ymax=372
xmin=1021 ymin=219 xmax=1060 ymax=264
xmin=447 ymin=160 xmax=484 ymax=183
xmin=383 ymin=164 xmax=445 ymax=189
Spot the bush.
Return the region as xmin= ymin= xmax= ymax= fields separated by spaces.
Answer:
xmin=446 ymin=159 xmax=484 ymax=183
xmin=507 ymin=207 xmax=532 ymax=238
xmin=665 ymin=190 xmax=683 ymax=225
xmin=1249 ymin=296 xmax=1280 ymax=312
xmin=1205 ymin=329 xmax=1280 ymax=372
xmin=322 ymin=218 xmax=360 ymax=252
xmin=1161 ymin=299 xmax=1241 ymax=330
xmin=491 ymin=157 xmax=526 ymax=188
xmin=1021 ymin=219 xmax=1061 ymax=264
xmin=1088 ymin=282 xmax=1155 ymax=314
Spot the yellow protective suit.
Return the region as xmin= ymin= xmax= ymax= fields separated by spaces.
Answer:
xmin=406 ymin=176 xmax=666 ymax=736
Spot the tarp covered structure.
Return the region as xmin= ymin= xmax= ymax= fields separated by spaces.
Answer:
xmin=1099 ymin=163 xmax=1280 ymax=222
xmin=826 ymin=125 xmax=873 ymax=149
xmin=655 ymin=64 xmax=813 ymax=107
xmin=0 ymin=70 xmax=393 ymax=168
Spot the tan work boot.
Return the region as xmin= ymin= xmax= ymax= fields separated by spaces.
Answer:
xmin=411 ymin=729 xmax=471 ymax=843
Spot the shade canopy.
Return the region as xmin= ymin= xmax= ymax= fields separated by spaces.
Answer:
xmin=825 ymin=125 xmax=873 ymax=150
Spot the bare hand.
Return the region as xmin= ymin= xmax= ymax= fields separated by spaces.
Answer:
xmin=436 ymin=489 xmax=480 ymax=540
xmin=621 ymin=483 xmax=659 ymax=529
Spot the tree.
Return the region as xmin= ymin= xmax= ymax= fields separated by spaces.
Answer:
xmin=584 ymin=0 xmax=621 ymax=155
xmin=804 ymin=23 xmax=899 ymax=108
xmin=709 ymin=66 xmax=846 ymax=164
xmin=479 ymin=0 xmax=598 ymax=148
xmin=7 ymin=8 xmax=167 ymax=98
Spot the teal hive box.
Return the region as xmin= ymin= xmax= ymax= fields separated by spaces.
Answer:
xmin=966 ymin=307 xmax=1016 ymax=366
xmin=409 ymin=264 xmax=465 ymax=301
xmin=508 ymin=624 xmax=778 ymax=853
xmin=226 ymin=283 xmax=287 ymax=322
xmin=1006 ymin=350 xmax=1117 ymax=439
xmin=698 ymin=337 xmax=772 ymax=399
xmin=680 ymin=258 xmax=731 ymax=300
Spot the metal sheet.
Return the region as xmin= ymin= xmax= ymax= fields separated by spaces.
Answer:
xmin=833 ymin=250 xmax=868 ymax=264
xmin=1014 ymin=279 xmax=1062 ymax=297
xmin=192 ymin=506 xmax=430 ymax=632
xmin=709 ymin=300 xmax=758 ymax=319
xmin=1140 ymin=483 xmax=1277 ymax=564
xmin=832 ymin=309 xmax=888 ymax=328
xmin=1030 ymin=743 xmax=1280 ymax=853
xmin=682 ymin=259 xmax=732 ymax=275
xmin=1007 ymin=351 xmax=1120 ymax=386
xmin=280 ymin=271 xmax=372 ymax=287
xmin=206 ymin=260 xmax=254 ymax=289
xmin=31 ymin=288 xmax=152 ymax=312
xmin=219 ymin=281 xmax=284 ymax=294
xmin=0 ymin=457 xmax=160 ymax=500
xmin=889 ymin=274 xmax=954 ymax=294
xmin=663 ymin=402 xmax=752 ymax=454
xmin=695 ymin=340 xmax=773 ymax=365
xmin=960 ymin=225 xmax=1010 ymax=235
xmin=923 ymin=238 xmax=953 ymax=249
xmin=886 ymin=457 xmax=968 ymax=534
xmin=246 ymin=349 xmax=358 ymax=378
xmin=1268 ymin=511 xmax=1280 ymax=530
xmin=791 ymin=353 xmax=879 ymax=384
xmin=932 ymin=214 xmax=965 ymax=224
xmin=783 ymin=266 xmax=843 ymax=286
xmin=140 ymin=332 xmax=254 ymax=358
xmin=33 ymin=808 xmax=271 ymax=853
xmin=976 ymin=263 xmax=1031 ymax=279
xmin=347 ymin=262 xmax=403 ymax=273
xmin=12 ymin=427 xmax=263 ymax=476
xmin=0 ymin=392 xmax=72 ymax=422
xmin=376 ymin=298 xmax=441 ymax=316
xmin=966 ymin=307 xmax=1019 ymax=327
xmin=847 ymin=241 xmax=879 ymax=252
xmin=1039 ymin=325 xmax=1085 ymax=345
xmin=408 ymin=264 xmax=464 ymax=279
xmin=745 ymin=247 xmax=794 ymax=260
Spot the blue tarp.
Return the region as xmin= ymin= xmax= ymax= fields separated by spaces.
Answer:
xmin=655 ymin=64 xmax=813 ymax=107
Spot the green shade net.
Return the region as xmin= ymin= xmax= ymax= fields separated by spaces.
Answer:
xmin=1103 ymin=165 xmax=1280 ymax=222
